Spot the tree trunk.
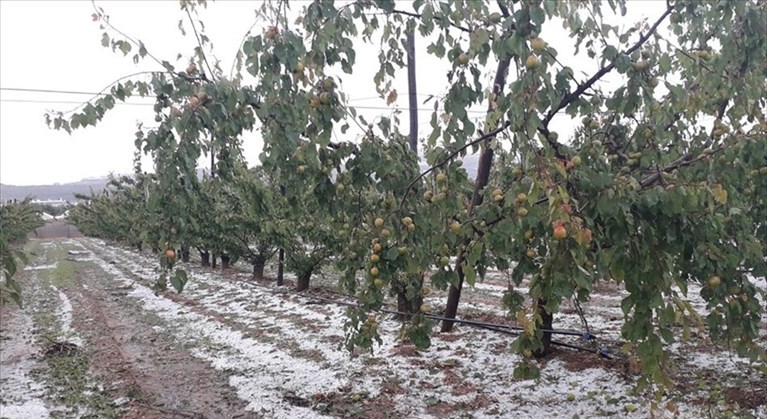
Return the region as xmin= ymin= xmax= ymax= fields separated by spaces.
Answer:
xmin=252 ymin=261 xmax=265 ymax=281
xmin=211 ymin=253 xmax=218 ymax=269
xmin=181 ymin=245 xmax=190 ymax=263
xmin=442 ymin=57 xmax=512 ymax=332
xmin=296 ymin=270 xmax=311 ymax=292
xmin=277 ymin=248 xmax=285 ymax=286
xmin=535 ymin=298 xmax=554 ymax=357
xmin=220 ymin=254 xmax=231 ymax=270
xmin=200 ymin=251 xmax=210 ymax=267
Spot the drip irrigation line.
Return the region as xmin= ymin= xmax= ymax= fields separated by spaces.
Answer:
xmin=228 ymin=275 xmax=608 ymax=358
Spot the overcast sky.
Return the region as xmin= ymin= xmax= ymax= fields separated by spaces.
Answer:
xmin=0 ymin=1 xmax=666 ymax=186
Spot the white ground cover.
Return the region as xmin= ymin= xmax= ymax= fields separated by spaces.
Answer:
xmin=61 ymin=238 xmax=767 ymax=418
xmin=0 ymin=305 xmax=55 ymax=419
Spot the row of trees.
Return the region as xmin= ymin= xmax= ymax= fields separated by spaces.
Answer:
xmin=0 ymin=199 xmax=45 ymax=307
xmin=51 ymin=0 xmax=765 ymax=390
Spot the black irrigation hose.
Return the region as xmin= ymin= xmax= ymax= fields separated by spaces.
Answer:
xmin=231 ymin=277 xmax=612 ymax=359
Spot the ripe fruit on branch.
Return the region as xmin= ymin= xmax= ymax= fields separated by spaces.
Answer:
xmin=524 ymin=230 xmax=534 ymax=240
xmin=370 ymin=254 xmax=380 ymax=263
xmin=632 ymin=60 xmax=650 ymax=71
xmin=309 ymin=96 xmax=321 ymax=108
xmin=436 ymin=173 xmax=447 ymax=184
xmin=165 ymin=248 xmax=176 ymax=260
xmin=372 ymin=243 xmax=382 ymax=253
xmin=449 ymin=221 xmax=461 ymax=233
xmin=420 ymin=304 xmax=431 ymax=313
xmin=571 ymin=156 xmax=582 ymax=167
xmin=530 ymin=37 xmax=546 ymax=52
xmin=336 ymin=183 xmax=345 ymax=193
xmin=708 ymin=276 xmax=721 ymax=287
xmin=525 ymin=54 xmax=540 ymax=69
xmin=374 ymin=218 xmax=384 ymax=228
xmin=265 ymin=26 xmax=279 ymax=39
xmin=370 ymin=267 xmax=380 ymax=277
xmin=516 ymin=193 xmax=527 ymax=204
xmin=402 ymin=216 xmax=413 ymax=226
xmin=374 ymin=278 xmax=384 ymax=287
xmin=553 ymin=224 xmax=567 ymax=239
xmin=488 ymin=12 xmax=502 ymax=24
xmin=517 ymin=207 xmax=529 ymax=217
xmin=297 ymin=165 xmax=306 ymax=174
xmin=526 ymin=248 xmax=536 ymax=258
xmin=406 ymin=224 xmax=416 ymax=232
xmin=439 ymin=256 xmax=451 ymax=267
xmin=457 ymin=52 xmax=470 ymax=65
xmin=319 ymin=91 xmax=333 ymax=104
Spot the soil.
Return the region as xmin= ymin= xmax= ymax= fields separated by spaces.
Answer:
xmin=2 ymin=221 xmax=765 ymax=418
xmin=2 ymin=222 xmax=252 ymax=419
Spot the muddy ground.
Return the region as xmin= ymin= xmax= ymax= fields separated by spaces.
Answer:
xmin=1 ymin=222 xmax=765 ymax=418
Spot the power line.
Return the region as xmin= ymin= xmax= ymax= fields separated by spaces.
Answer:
xmin=0 ymin=87 xmax=110 ymax=96
xmin=0 ymin=99 xmax=151 ymax=106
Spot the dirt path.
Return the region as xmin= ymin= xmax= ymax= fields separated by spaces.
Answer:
xmin=2 ymin=226 xmax=251 ymax=418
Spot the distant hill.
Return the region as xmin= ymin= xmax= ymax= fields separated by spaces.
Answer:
xmin=1 ymin=177 xmax=108 ymax=202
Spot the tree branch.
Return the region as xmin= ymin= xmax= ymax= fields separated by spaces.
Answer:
xmin=541 ymin=4 xmax=674 ymax=129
